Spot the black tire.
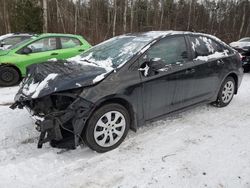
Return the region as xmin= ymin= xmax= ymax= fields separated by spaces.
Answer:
xmin=0 ymin=66 xmax=20 ymax=87
xmin=212 ymin=76 xmax=236 ymax=107
xmin=83 ymin=103 xmax=130 ymax=153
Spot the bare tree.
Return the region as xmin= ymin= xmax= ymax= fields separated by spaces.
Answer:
xmin=42 ymin=0 xmax=48 ymax=32
xmin=239 ymin=0 xmax=247 ymax=39
xmin=112 ymin=0 xmax=117 ymax=37
xmin=187 ymin=0 xmax=192 ymax=30
xmin=2 ymin=0 xmax=11 ymax=33
xmin=56 ymin=0 xmax=66 ymax=33
xmin=123 ymin=0 xmax=128 ymax=33
xmin=74 ymin=0 xmax=80 ymax=34
xmin=160 ymin=0 xmax=164 ymax=29
xmin=130 ymin=0 xmax=134 ymax=32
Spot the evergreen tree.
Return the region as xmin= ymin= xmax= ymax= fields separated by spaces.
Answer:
xmin=10 ymin=0 xmax=43 ymax=33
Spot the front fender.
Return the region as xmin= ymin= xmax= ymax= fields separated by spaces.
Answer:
xmin=91 ymin=94 xmax=139 ymax=132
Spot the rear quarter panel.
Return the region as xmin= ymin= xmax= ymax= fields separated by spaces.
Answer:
xmin=216 ymin=52 xmax=243 ymax=96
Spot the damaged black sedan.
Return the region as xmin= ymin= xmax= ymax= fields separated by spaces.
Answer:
xmin=11 ymin=31 xmax=243 ymax=153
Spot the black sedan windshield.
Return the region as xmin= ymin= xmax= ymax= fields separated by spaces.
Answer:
xmin=78 ymin=35 xmax=154 ymax=68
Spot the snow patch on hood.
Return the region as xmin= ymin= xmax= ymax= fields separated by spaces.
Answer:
xmin=68 ymin=54 xmax=114 ymax=84
xmin=75 ymin=83 xmax=82 ymax=87
xmin=22 ymin=73 xmax=58 ymax=99
xmin=93 ymin=72 xmax=109 ymax=83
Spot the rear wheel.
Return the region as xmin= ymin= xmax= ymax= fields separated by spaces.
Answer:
xmin=0 ymin=66 xmax=20 ymax=86
xmin=83 ymin=103 xmax=130 ymax=153
xmin=212 ymin=76 xmax=235 ymax=107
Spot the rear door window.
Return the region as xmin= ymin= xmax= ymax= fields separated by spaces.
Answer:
xmin=190 ymin=36 xmax=212 ymax=57
xmin=60 ymin=37 xmax=81 ymax=49
xmin=190 ymin=35 xmax=232 ymax=58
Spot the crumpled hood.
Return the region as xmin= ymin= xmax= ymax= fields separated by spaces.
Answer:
xmin=15 ymin=60 xmax=112 ymax=101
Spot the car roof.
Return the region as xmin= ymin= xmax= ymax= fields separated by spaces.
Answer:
xmin=123 ymin=30 xmax=218 ymax=39
xmin=0 ymin=33 xmax=33 ymax=40
xmin=0 ymin=34 xmax=14 ymax=40
xmin=37 ymin=33 xmax=82 ymax=38
xmin=12 ymin=33 xmax=33 ymax=36
xmin=121 ymin=31 xmax=225 ymax=45
xmin=124 ymin=30 xmax=185 ymax=38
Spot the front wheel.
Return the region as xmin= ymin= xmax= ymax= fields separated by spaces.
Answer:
xmin=83 ymin=103 xmax=130 ymax=153
xmin=0 ymin=66 xmax=20 ymax=86
xmin=212 ymin=76 xmax=236 ymax=107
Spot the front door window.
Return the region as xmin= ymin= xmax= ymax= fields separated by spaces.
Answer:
xmin=139 ymin=36 xmax=188 ymax=77
xmin=146 ymin=36 xmax=188 ymax=65
xmin=27 ymin=38 xmax=57 ymax=53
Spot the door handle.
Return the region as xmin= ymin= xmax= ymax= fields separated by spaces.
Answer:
xmin=51 ymin=53 xmax=58 ymax=55
xmin=79 ymin=49 xmax=85 ymax=52
xmin=217 ymin=59 xmax=224 ymax=65
xmin=185 ymin=68 xmax=195 ymax=74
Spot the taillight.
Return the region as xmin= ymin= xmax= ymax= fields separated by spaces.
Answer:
xmin=238 ymin=53 xmax=246 ymax=62
xmin=239 ymin=53 xmax=243 ymax=61
xmin=242 ymin=56 xmax=246 ymax=62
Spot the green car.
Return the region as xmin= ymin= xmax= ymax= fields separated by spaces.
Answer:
xmin=0 ymin=33 xmax=91 ymax=86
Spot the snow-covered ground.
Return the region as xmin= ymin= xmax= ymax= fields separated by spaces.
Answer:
xmin=0 ymin=74 xmax=250 ymax=188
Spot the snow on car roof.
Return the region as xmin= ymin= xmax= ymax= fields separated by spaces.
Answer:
xmin=125 ymin=30 xmax=184 ymax=38
xmin=0 ymin=33 xmax=14 ymax=41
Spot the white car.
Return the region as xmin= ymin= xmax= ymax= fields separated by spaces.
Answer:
xmin=0 ymin=33 xmax=32 ymax=50
xmin=230 ymin=37 xmax=250 ymax=50
xmin=230 ymin=37 xmax=250 ymax=72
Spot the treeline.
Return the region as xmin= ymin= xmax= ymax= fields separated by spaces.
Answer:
xmin=0 ymin=0 xmax=249 ymax=44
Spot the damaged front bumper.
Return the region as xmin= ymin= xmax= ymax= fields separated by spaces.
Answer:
xmin=11 ymin=95 xmax=95 ymax=149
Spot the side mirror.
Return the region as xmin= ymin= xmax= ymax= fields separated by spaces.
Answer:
xmin=22 ymin=47 xmax=32 ymax=54
xmin=139 ymin=58 xmax=166 ymax=77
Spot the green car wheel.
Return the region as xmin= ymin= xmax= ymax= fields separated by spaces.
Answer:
xmin=0 ymin=66 xmax=20 ymax=86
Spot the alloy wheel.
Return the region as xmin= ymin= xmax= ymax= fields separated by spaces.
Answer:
xmin=94 ymin=111 xmax=126 ymax=147
xmin=221 ymin=80 xmax=235 ymax=103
